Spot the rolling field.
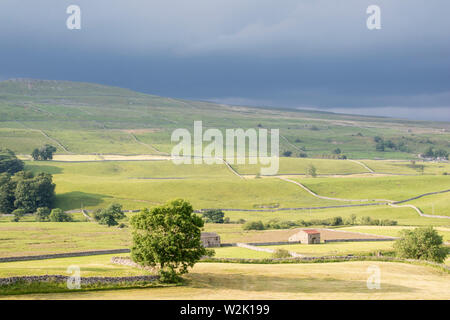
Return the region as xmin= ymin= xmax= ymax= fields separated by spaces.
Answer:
xmin=2 ymin=261 xmax=449 ymax=300
xmin=338 ymin=226 xmax=450 ymax=242
xmin=1 ymin=79 xmax=450 ymax=300
xmin=22 ymin=160 xmax=450 ymax=216
xmin=24 ymin=161 xmax=364 ymax=211
xmin=297 ymin=175 xmax=450 ymax=202
xmin=407 ymin=193 xmax=450 ymax=216
xmin=361 ymin=160 xmax=450 ymax=175
xmin=1 ymin=79 xmax=450 ymax=160
xmin=233 ymin=158 xmax=369 ymax=175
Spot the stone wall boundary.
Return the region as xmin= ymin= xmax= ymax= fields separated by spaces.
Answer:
xmin=0 ymin=249 xmax=131 ymax=263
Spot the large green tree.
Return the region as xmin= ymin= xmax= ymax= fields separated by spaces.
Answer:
xmin=49 ymin=208 xmax=73 ymax=222
xmin=31 ymin=145 xmax=57 ymax=161
xmin=93 ymin=203 xmax=125 ymax=227
xmin=201 ymin=209 xmax=225 ymax=223
xmin=130 ymin=199 xmax=211 ymax=282
xmin=394 ymin=227 xmax=448 ymax=263
xmin=13 ymin=172 xmax=55 ymax=213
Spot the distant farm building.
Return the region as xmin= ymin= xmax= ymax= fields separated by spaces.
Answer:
xmin=201 ymin=232 xmax=221 ymax=247
xmin=289 ymin=229 xmax=321 ymax=244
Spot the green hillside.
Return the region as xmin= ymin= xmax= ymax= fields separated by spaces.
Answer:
xmin=0 ymin=78 xmax=449 ymax=159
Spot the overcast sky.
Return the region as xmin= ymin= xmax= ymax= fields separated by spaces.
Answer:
xmin=1 ymin=0 xmax=449 ymax=121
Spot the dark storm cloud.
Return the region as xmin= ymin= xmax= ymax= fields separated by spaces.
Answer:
xmin=0 ymin=0 xmax=449 ymax=120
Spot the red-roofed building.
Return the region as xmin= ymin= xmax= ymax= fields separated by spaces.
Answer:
xmin=289 ymin=229 xmax=321 ymax=244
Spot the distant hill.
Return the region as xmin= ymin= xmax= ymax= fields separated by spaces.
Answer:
xmin=0 ymin=78 xmax=146 ymax=97
xmin=0 ymin=78 xmax=448 ymax=159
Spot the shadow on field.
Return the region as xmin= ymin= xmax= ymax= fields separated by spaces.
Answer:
xmin=54 ymin=191 xmax=113 ymax=211
xmin=185 ymin=272 xmax=414 ymax=294
xmin=24 ymin=164 xmax=63 ymax=175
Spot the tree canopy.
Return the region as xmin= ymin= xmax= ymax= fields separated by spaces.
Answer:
xmin=201 ymin=209 xmax=225 ymax=223
xmin=394 ymin=227 xmax=448 ymax=263
xmin=130 ymin=199 xmax=210 ymax=282
xmin=49 ymin=208 xmax=73 ymax=222
xmin=31 ymin=145 xmax=57 ymax=161
xmin=0 ymin=171 xmax=55 ymax=214
xmin=93 ymin=203 xmax=125 ymax=227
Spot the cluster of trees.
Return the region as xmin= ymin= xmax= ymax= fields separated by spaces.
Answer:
xmin=0 ymin=171 xmax=56 ymax=215
xmin=394 ymin=227 xmax=448 ymax=263
xmin=35 ymin=207 xmax=73 ymax=222
xmin=306 ymin=164 xmax=317 ymax=177
xmin=0 ymin=150 xmax=56 ymax=216
xmin=422 ymin=147 xmax=449 ymax=160
xmin=358 ymin=216 xmax=398 ymax=226
xmin=243 ymin=217 xmax=344 ymax=230
xmin=374 ymin=136 xmax=409 ymax=153
xmin=314 ymin=153 xmax=347 ymax=160
xmin=92 ymin=203 xmax=125 ymax=227
xmin=130 ymin=199 xmax=213 ymax=283
xmin=282 ymin=150 xmax=309 ymax=158
xmin=201 ymin=209 xmax=228 ymax=223
xmin=243 ymin=215 xmax=397 ymax=231
xmin=32 ymin=145 xmax=57 ymax=161
xmin=200 ymin=210 xmax=247 ymax=224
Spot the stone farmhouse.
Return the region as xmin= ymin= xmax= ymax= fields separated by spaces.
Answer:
xmin=289 ymin=229 xmax=321 ymax=244
xmin=200 ymin=232 xmax=221 ymax=247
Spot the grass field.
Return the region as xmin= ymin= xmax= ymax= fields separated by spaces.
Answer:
xmin=338 ymin=226 xmax=450 ymax=242
xmin=361 ymin=160 xmax=450 ymax=175
xmin=264 ymin=241 xmax=395 ymax=257
xmin=212 ymin=247 xmax=273 ymax=259
xmin=223 ymin=205 xmax=449 ymax=226
xmin=0 ymin=222 xmax=130 ymax=258
xmin=298 ymin=175 xmax=450 ymax=202
xmin=407 ymin=192 xmax=450 ymax=216
xmin=24 ymin=161 xmax=364 ymax=211
xmin=233 ymin=158 xmax=369 ymax=175
xmin=2 ymin=79 xmax=450 ymax=160
xmin=0 ymin=254 xmax=145 ymax=278
xmin=1 ymin=79 xmax=450 ymax=300
xmin=2 ymin=261 xmax=449 ymax=299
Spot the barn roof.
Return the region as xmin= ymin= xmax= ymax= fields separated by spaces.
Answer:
xmin=201 ymin=232 xmax=219 ymax=237
xmin=301 ymin=229 xmax=320 ymax=234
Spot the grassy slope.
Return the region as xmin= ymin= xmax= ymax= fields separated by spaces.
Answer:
xmin=1 ymin=79 xmax=449 ymax=159
xmin=298 ymin=175 xmax=450 ymax=201
xmin=233 ymin=157 xmax=369 ymax=175
xmin=362 ymin=160 xmax=450 ymax=175
xmin=24 ymin=161 xmax=360 ymax=211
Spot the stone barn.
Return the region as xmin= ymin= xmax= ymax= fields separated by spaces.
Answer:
xmin=200 ymin=232 xmax=221 ymax=247
xmin=289 ymin=229 xmax=320 ymax=244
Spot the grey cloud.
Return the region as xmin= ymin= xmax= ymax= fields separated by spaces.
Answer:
xmin=0 ymin=0 xmax=449 ymax=120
